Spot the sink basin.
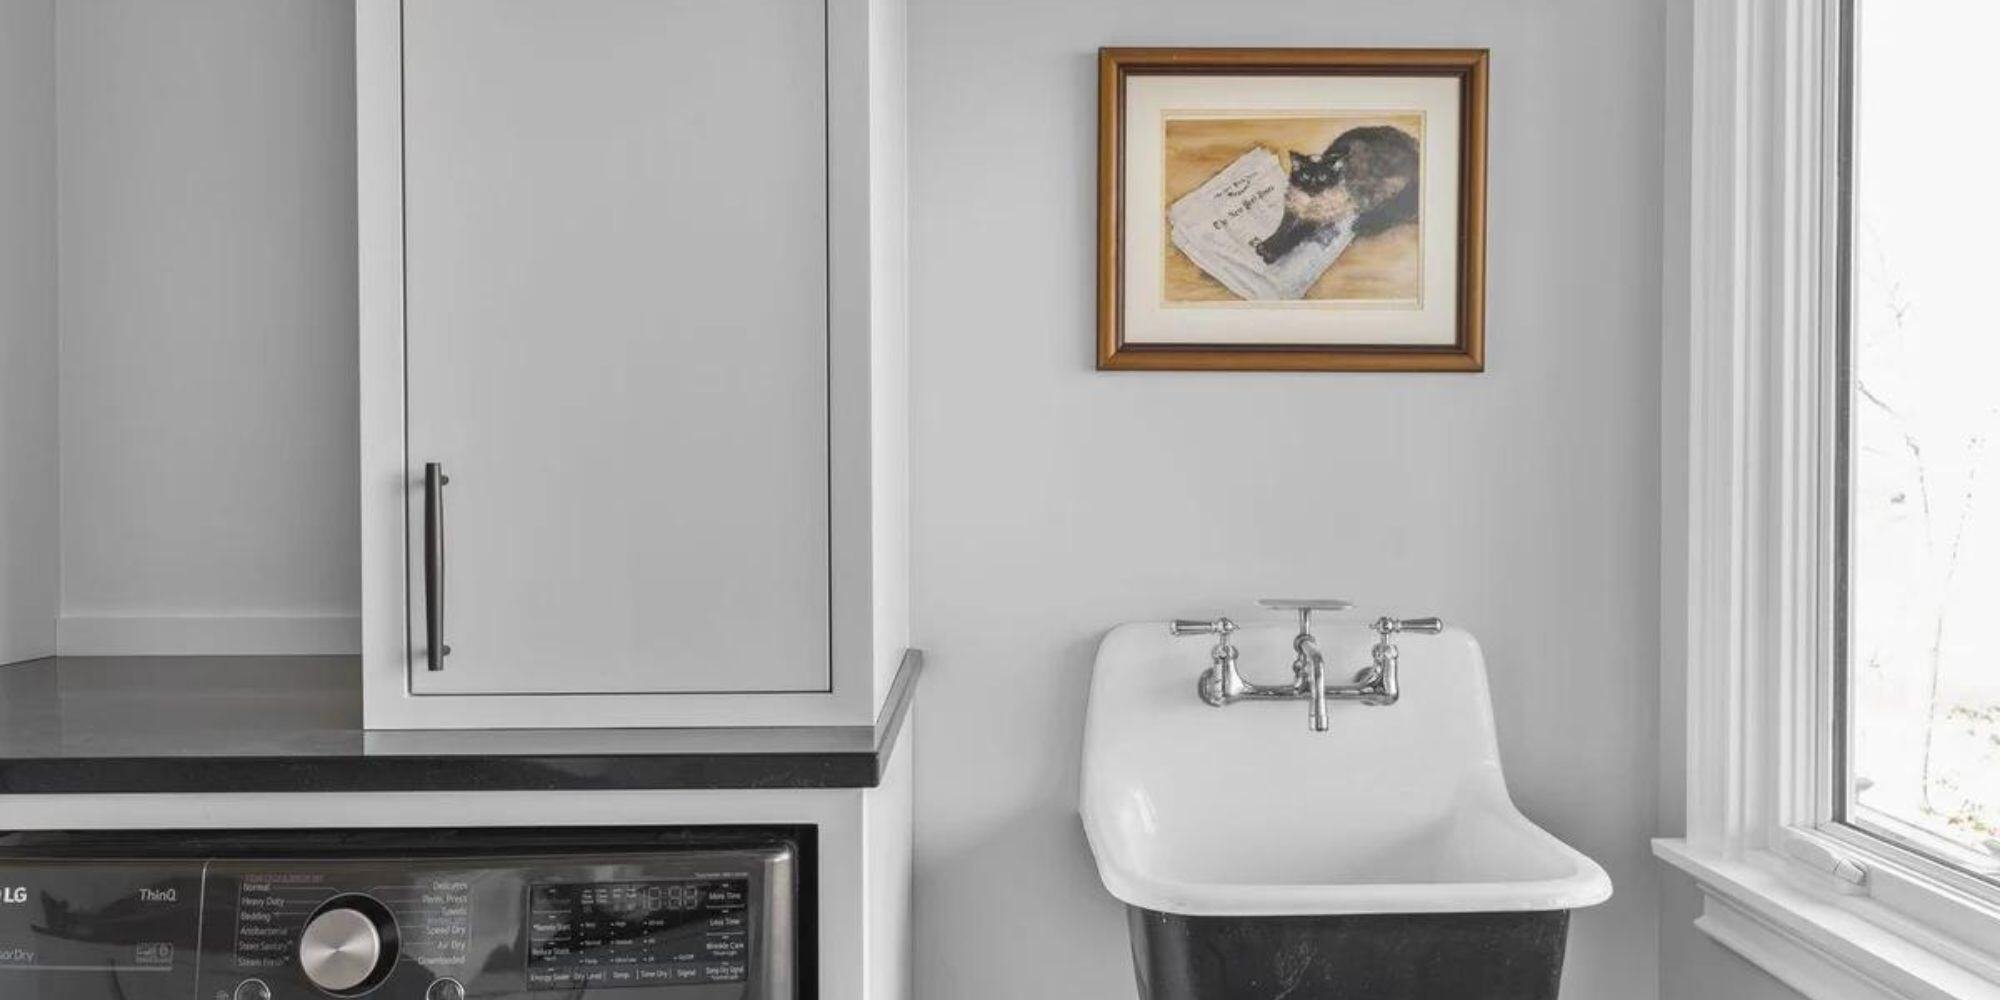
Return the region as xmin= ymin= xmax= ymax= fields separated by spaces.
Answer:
xmin=1080 ymin=616 xmax=1611 ymax=917
xmin=1081 ymin=613 xmax=1611 ymax=1000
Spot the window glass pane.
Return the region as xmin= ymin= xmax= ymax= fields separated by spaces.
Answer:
xmin=1846 ymin=0 xmax=2000 ymax=867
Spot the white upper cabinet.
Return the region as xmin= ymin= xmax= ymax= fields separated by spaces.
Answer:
xmin=402 ymin=0 xmax=830 ymax=696
xmin=358 ymin=0 xmax=907 ymax=728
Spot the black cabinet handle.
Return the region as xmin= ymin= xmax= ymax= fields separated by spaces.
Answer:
xmin=423 ymin=462 xmax=450 ymax=670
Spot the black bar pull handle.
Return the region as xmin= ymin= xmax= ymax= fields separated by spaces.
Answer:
xmin=423 ymin=462 xmax=450 ymax=670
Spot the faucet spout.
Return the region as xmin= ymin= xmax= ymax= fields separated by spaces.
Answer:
xmin=1299 ymin=635 xmax=1330 ymax=732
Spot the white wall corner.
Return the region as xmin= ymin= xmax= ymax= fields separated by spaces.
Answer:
xmin=54 ymin=2 xmax=361 ymax=642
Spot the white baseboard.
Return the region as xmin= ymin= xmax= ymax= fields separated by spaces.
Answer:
xmin=56 ymin=615 xmax=362 ymax=656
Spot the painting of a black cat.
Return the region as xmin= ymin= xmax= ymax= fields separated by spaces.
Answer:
xmin=1253 ymin=125 xmax=1420 ymax=265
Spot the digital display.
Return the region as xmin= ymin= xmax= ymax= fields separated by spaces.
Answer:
xmin=567 ymin=882 xmax=707 ymax=914
xmin=526 ymin=879 xmax=750 ymax=990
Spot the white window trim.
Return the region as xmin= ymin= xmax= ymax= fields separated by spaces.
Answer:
xmin=1655 ymin=0 xmax=2000 ymax=998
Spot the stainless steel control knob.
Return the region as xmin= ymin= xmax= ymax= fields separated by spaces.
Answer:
xmin=298 ymin=898 xmax=397 ymax=995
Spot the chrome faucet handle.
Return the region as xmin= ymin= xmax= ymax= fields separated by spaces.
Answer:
xmin=1174 ymin=618 xmax=1244 ymax=707
xmin=1170 ymin=617 xmax=1237 ymax=638
xmin=1372 ymin=615 xmax=1444 ymax=636
xmin=1359 ymin=616 xmax=1438 ymax=708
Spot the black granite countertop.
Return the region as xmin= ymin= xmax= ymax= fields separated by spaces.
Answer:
xmin=0 ymin=651 xmax=920 ymax=795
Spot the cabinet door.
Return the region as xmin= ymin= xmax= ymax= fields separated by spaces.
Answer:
xmin=401 ymin=0 xmax=829 ymax=695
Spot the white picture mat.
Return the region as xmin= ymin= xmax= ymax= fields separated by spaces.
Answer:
xmin=1123 ymin=74 xmax=1462 ymax=346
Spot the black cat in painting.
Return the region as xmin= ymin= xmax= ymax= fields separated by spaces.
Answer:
xmin=1253 ymin=125 xmax=1420 ymax=265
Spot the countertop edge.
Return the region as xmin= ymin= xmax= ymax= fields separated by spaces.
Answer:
xmin=0 ymin=649 xmax=925 ymax=795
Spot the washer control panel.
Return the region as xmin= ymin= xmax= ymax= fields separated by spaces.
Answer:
xmin=0 ymin=834 xmax=798 ymax=999
xmin=526 ymin=878 xmax=750 ymax=989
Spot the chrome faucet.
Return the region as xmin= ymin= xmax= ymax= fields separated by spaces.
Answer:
xmin=1171 ymin=599 xmax=1444 ymax=732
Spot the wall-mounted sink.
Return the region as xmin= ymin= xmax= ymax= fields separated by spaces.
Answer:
xmin=1080 ymin=611 xmax=1611 ymax=999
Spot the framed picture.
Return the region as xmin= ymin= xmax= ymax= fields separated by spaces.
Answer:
xmin=1097 ymin=48 xmax=1489 ymax=371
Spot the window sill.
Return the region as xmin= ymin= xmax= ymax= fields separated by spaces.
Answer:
xmin=1655 ymin=839 xmax=2000 ymax=1000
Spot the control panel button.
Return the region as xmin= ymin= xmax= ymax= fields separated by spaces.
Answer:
xmin=233 ymin=980 xmax=272 ymax=1000
xmin=425 ymin=978 xmax=466 ymax=1000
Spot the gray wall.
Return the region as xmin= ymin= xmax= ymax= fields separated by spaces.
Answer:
xmin=0 ymin=0 xmax=59 ymax=666
xmin=907 ymin=0 xmax=1666 ymax=997
xmin=54 ymin=0 xmax=358 ymax=651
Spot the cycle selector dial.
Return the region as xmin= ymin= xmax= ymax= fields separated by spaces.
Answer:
xmin=298 ymin=895 xmax=399 ymax=995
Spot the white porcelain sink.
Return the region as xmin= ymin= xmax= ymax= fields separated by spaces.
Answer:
xmin=1080 ymin=614 xmax=1612 ymax=917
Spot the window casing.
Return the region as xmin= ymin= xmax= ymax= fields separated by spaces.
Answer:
xmin=1658 ymin=0 xmax=2000 ymax=996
